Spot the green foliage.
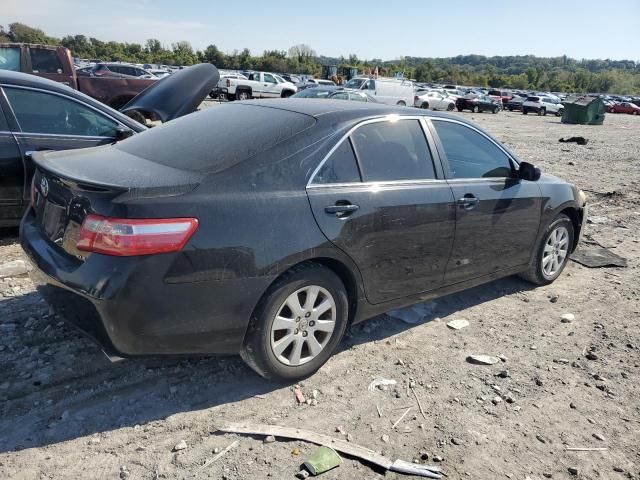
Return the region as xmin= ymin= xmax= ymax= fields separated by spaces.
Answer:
xmin=3 ymin=23 xmax=638 ymax=93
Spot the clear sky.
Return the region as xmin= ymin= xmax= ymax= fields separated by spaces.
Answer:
xmin=5 ymin=0 xmax=640 ymax=60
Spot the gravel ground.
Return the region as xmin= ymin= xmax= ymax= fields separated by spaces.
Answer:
xmin=0 ymin=108 xmax=638 ymax=480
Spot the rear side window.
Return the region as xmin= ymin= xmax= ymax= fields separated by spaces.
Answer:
xmin=313 ymin=140 xmax=361 ymax=184
xmin=5 ymin=87 xmax=119 ymax=137
xmin=30 ymin=48 xmax=63 ymax=73
xmin=432 ymin=120 xmax=512 ymax=179
xmin=0 ymin=47 xmax=21 ymax=71
xmin=351 ymin=119 xmax=436 ymax=182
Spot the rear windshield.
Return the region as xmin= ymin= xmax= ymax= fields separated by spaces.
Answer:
xmin=115 ymin=104 xmax=315 ymax=173
xmin=293 ymin=88 xmax=333 ymax=98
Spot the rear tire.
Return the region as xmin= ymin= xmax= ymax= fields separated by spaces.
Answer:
xmin=472 ymin=105 xmax=479 ymax=113
xmin=397 ymin=101 xmax=406 ymax=106
xmin=235 ymin=89 xmax=251 ymax=101
xmin=447 ymin=103 xmax=454 ymax=111
xmin=538 ymin=107 xmax=546 ymax=116
xmin=457 ymin=107 xmax=463 ymax=112
xmin=492 ymin=106 xmax=499 ymax=114
xmin=241 ymin=263 xmax=349 ymax=380
xmin=421 ymin=102 xmax=430 ymax=109
xmin=556 ymin=108 xmax=564 ymax=117
xmin=518 ymin=214 xmax=574 ymax=286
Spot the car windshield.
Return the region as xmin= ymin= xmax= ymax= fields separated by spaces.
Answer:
xmin=488 ymin=90 xmax=501 ymax=96
xmin=527 ymin=97 xmax=540 ymax=102
xmin=0 ymin=47 xmax=21 ymax=71
xmin=344 ymin=78 xmax=367 ymax=89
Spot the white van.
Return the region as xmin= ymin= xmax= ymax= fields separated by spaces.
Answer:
xmin=343 ymin=77 xmax=414 ymax=106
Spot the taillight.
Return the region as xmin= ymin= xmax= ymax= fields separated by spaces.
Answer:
xmin=77 ymin=215 xmax=198 ymax=256
xmin=30 ymin=175 xmax=37 ymax=207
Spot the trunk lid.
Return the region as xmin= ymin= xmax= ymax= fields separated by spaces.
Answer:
xmin=120 ymin=63 xmax=220 ymax=122
xmin=31 ymin=147 xmax=202 ymax=258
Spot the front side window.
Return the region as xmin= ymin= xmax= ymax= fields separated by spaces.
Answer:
xmin=0 ymin=47 xmax=21 ymax=71
xmin=5 ymin=88 xmax=119 ymax=137
xmin=331 ymin=92 xmax=349 ymax=100
xmin=351 ymin=119 xmax=436 ymax=182
xmin=263 ymin=73 xmax=276 ymax=84
xmin=432 ymin=120 xmax=513 ymax=179
xmin=313 ymin=139 xmax=361 ymax=184
xmin=30 ymin=48 xmax=63 ymax=73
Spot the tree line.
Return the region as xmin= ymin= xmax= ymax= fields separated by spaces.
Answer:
xmin=1 ymin=22 xmax=638 ymax=94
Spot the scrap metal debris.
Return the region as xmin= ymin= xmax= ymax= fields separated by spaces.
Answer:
xmin=467 ymin=355 xmax=500 ymax=365
xmin=294 ymin=386 xmax=306 ymax=404
xmin=391 ymin=407 xmax=412 ymax=429
xmin=367 ymin=378 xmax=397 ymax=392
xmin=571 ymin=247 xmax=627 ymax=268
xmin=217 ymin=424 xmax=444 ymax=478
xmin=559 ymin=136 xmax=588 ymax=145
xmin=199 ymin=440 xmax=238 ymax=469
xmin=447 ymin=319 xmax=469 ymax=330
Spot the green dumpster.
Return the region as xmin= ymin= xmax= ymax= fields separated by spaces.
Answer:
xmin=561 ymin=96 xmax=606 ymax=125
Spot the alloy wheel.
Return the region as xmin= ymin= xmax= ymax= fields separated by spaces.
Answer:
xmin=542 ymin=226 xmax=569 ymax=277
xmin=270 ymin=286 xmax=336 ymax=366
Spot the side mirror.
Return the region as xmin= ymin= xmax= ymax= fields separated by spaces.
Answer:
xmin=518 ymin=161 xmax=541 ymax=181
xmin=114 ymin=126 xmax=134 ymax=141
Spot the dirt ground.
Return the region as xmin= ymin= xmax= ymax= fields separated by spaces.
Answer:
xmin=1 ymin=108 xmax=638 ymax=480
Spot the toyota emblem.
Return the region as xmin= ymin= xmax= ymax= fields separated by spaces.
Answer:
xmin=40 ymin=177 xmax=49 ymax=197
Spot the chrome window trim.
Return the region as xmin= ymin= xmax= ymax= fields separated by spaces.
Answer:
xmin=0 ymin=83 xmax=129 ymax=134
xmin=306 ymin=114 xmax=440 ymax=188
xmin=12 ymin=131 xmax=115 ymax=141
xmin=427 ymin=117 xmax=520 ymax=180
xmin=307 ymin=178 xmax=446 ymax=190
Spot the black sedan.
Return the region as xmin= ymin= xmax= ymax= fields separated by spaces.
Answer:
xmin=0 ymin=66 xmax=217 ymax=226
xmin=456 ymin=94 xmax=502 ymax=113
xmin=505 ymin=96 xmax=526 ymax=111
xmin=21 ymin=100 xmax=587 ymax=380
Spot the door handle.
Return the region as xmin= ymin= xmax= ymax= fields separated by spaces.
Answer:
xmin=325 ymin=203 xmax=359 ymax=216
xmin=457 ymin=195 xmax=479 ymax=210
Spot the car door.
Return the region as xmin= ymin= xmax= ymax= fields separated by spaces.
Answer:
xmin=428 ymin=118 xmax=542 ymax=284
xmin=2 ymin=86 xmax=122 ymax=202
xmin=306 ymin=117 xmax=456 ymax=304
xmin=261 ymin=73 xmax=281 ymax=98
xmin=0 ymin=98 xmax=25 ymax=224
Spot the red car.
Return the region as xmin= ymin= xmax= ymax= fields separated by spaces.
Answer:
xmin=608 ymin=102 xmax=640 ymax=115
xmin=488 ymin=89 xmax=513 ymax=105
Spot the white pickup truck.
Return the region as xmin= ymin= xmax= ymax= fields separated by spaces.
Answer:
xmin=220 ymin=71 xmax=297 ymax=100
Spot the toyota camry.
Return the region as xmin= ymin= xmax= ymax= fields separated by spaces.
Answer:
xmin=20 ymin=99 xmax=587 ymax=380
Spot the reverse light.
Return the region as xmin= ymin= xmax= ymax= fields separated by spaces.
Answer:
xmin=77 ymin=215 xmax=199 ymax=256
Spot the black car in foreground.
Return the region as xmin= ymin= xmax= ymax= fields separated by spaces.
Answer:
xmin=21 ymin=100 xmax=587 ymax=380
xmin=0 ymin=66 xmax=218 ymax=226
xmin=456 ymin=94 xmax=502 ymax=113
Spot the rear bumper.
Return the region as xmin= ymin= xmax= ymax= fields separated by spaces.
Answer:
xmin=20 ymin=209 xmax=272 ymax=357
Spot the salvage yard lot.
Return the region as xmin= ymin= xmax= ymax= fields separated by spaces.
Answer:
xmin=1 ymin=109 xmax=638 ymax=480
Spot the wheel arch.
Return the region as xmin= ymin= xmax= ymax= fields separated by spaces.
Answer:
xmin=558 ymin=206 xmax=582 ymax=252
xmin=242 ymin=256 xmax=363 ymax=346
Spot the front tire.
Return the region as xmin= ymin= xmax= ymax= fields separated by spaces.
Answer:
xmin=421 ymin=102 xmax=430 ymax=109
xmin=447 ymin=103 xmax=454 ymax=111
xmin=472 ymin=105 xmax=480 ymax=113
xmin=241 ymin=263 xmax=349 ymax=380
xmin=519 ymin=214 xmax=574 ymax=286
xmin=397 ymin=101 xmax=406 ymax=106
xmin=492 ymin=106 xmax=499 ymax=114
